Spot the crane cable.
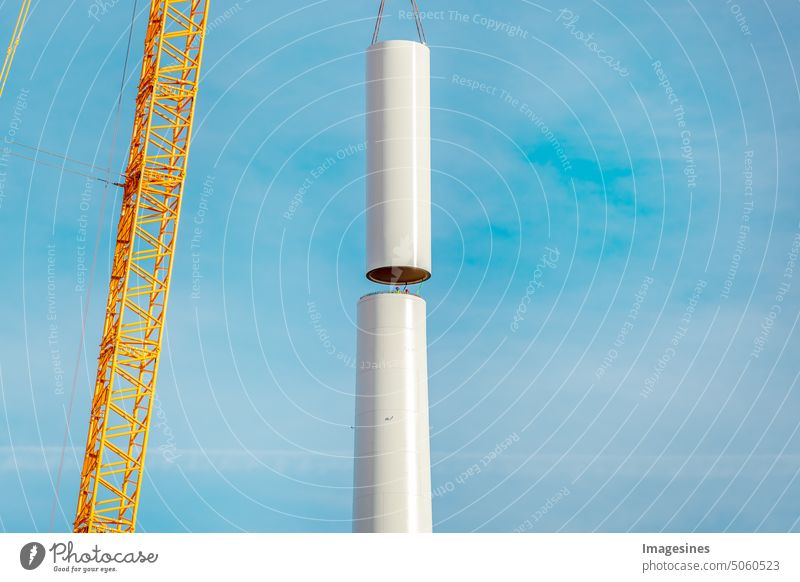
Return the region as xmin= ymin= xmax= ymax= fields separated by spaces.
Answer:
xmin=7 ymin=141 xmax=125 ymax=186
xmin=48 ymin=0 xmax=140 ymax=532
xmin=12 ymin=139 xmax=122 ymax=173
xmin=8 ymin=151 xmax=123 ymax=186
xmin=371 ymin=0 xmax=428 ymax=45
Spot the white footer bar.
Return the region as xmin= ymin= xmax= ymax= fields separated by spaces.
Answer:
xmin=1 ymin=533 xmax=798 ymax=581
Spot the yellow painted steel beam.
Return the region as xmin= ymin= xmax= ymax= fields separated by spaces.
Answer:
xmin=74 ymin=0 xmax=210 ymax=533
xmin=0 ymin=0 xmax=31 ymax=98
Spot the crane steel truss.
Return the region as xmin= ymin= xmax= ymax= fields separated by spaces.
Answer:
xmin=0 ymin=0 xmax=32 ymax=98
xmin=74 ymin=0 xmax=209 ymax=533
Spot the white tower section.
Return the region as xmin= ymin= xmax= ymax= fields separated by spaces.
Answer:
xmin=353 ymin=292 xmax=433 ymax=533
xmin=366 ymin=40 xmax=431 ymax=285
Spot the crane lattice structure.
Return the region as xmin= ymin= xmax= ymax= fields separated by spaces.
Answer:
xmin=74 ymin=0 xmax=210 ymax=533
xmin=0 ymin=0 xmax=32 ymax=98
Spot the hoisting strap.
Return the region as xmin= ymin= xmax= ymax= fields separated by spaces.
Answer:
xmin=371 ymin=0 xmax=428 ymax=45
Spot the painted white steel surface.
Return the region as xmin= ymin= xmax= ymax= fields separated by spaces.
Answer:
xmin=353 ymin=292 xmax=432 ymax=532
xmin=366 ymin=40 xmax=431 ymax=284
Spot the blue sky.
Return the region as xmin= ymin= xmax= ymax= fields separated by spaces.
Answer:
xmin=0 ymin=0 xmax=798 ymax=532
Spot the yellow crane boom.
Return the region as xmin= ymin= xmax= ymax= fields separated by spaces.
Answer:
xmin=74 ymin=0 xmax=210 ymax=533
xmin=0 ymin=0 xmax=32 ymax=98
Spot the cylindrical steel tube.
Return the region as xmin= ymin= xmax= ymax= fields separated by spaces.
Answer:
xmin=352 ymin=292 xmax=433 ymax=532
xmin=366 ymin=40 xmax=431 ymax=285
